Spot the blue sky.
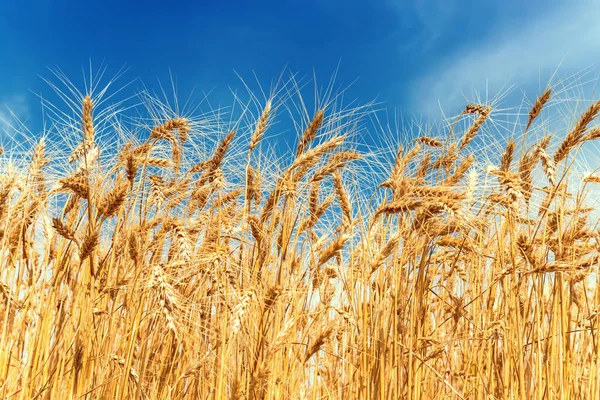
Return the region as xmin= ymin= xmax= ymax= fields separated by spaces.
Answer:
xmin=0 ymin=0 xmax=597 ymax=136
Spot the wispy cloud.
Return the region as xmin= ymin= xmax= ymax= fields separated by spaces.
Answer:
xmin=0 ymin=94 xmax=30 ymax=137
xmin=407 ymin=0 xmax=600 ymax=115
xmin=387 ymin=0 xmax=466 ymax=52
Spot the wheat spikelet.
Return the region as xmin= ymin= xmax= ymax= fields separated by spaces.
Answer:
xmin=299 ymin=192 xmax=335 ymax=233
xmin=583 ymin=127 xmax=600 ymax=141
xmin=500 ymin=139 xmax=515 ymax=172
xmin=29 ymin=139 xmax=49 ymax=172
xmin=375 ymin=198 xmax=423 ymax=218
xmin=247 ymin=215 xmax=264 ymax=245
xmin=267 ymin=318 xmax=296 ymax=356
xmin=52 ymin=217 xmax=78 ymax=243
xmin=490 ymin=170 xmax=523 ymax=205
xmin=212 ymin=188 xmax=242 ymax=208
xmin=332 ymin=172 xmax=352 ymax=227
xmin=249 ymin=100 xmax=271 ymax=152
xmin=370 ymin=230 xmax=401 ymax=273
xmin=264 ymin=285 xmax=282 ymax=310
xmin=231 ymin=290 xmax=256 ymax=336
xmin=149 ymin=175 xmax=167 ymax=208
xmin=296 ymin=109 xmax=325 ymax=157
xmin=379 ymin=146 xmax=408 ymax=191
xmin=535 ymin=147 xmax=556 ymax=187
xmin=171 ymin=143 xmax=182 ymax=171
xmin=128 ymin=231 xmax=140 ymax=265
xmin=173 ymin=225 xmax=192 ymax=262
xmin=132 ymin=141 xmax=153 ymax=157
xmin=209 ymin=130 xmax=236 ymax=170
xmin=142 ymin=157 xmax=174 ymax=168
xmin=459 ymin=106 xmax=491 ymax=150
xmin=436 ymin=235 xmax=472 ymax=251
xmin=311 ymin=151 xmax=361 ymax=182
xmin=58 ymin=173 xmax=90 ymax=198
xmin=150 ymin=118 xmax=189 ymax=144
xmin=149 ymin=264 xmax=180 ymax=334
xmin=485 ymin=192 xmax=509 ymax=209
xmin=69 ymin=140 xmax=96 ymax=164
xmin=82 ymin=95 xmax=95 ymax=142
xmin=291 ymin=136 xmax=345 ymax=175
xmin=401 ymin=144 xmax=422 ymax=169
xmin=211 ymin=167 xmax=226 ymax=189
xmin=414 ymin=185 xmax=465 ymax=200
xmin=165 ymin=117 xmax=190 ymax=145
xmin=28 ymin=140 xmax=50 ymax=196
xmin=432 ymin=143 xmax=458 ymax=171
xmin=188 ymin=184 xmax=213 ymax=213
xmin=555 ymin=99 xmax=600 ymax=163
xmin=416 ymin=136 xmax=442 ymax=147
xmin=444 ymin=155 xmax=474 ymax=186
xmin=80 ymin=229 xmax=99 ymax=261
xmin=462 ymin=104 xmax=490 ymax=116
xmin=308 ymin=181 xmax=319 ymax=214
xmin=245 ymin=166 xmax=261 ymax=205
xmin=0 ymin=186 xmax=14 ymax=221
xmin=519 ymin=149 xmax=538 ymax=204
xmin=304 ymin=328 xmax=333 ymax=363
xmin=416 ymin=153 xmax=431 ymax=181
xmin=97 ymin=178 xmax=128 ymax=219
xmin=188 ymin=160 xmax=208 ymax=174
xmin=583 ymin=174 xmax=600 ymax=183
xmin=465 ymin=169 xmax=478 ymax=202
xmin=125 ymin=152 xmax=139 ymax=186
xmin=525 ymin=88 xmax=552 ymax=132
xmin=318 ymin=232 xmax=350 ymax=266
xmin=538 ymin=134 xmax=551 ymax=151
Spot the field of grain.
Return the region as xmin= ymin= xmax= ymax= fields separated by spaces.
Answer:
xmin=1 ymin=72 xmax=599 ymax=399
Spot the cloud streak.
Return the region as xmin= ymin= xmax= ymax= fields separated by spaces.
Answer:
xmin=0 ymin=94 xmax=30 ymax=138
xmin=407 ymin=0 xmax=600 ymax=115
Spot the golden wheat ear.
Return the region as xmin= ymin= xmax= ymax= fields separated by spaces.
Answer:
xmin=249 ymin=100 xmax=272 ymax=152
xmin=459 ymin=105 xmax=491 ymax=151
xmin=525 ymin=88 xmax=552 ymax=133
xmin=554 ymin=99 xmax=600 ymax=164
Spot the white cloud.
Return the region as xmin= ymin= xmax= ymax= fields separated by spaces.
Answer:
xmin=0 ymin=94 xmax=30 ymax=136
xmin=408 ymin=1 xmax=600 ymax=115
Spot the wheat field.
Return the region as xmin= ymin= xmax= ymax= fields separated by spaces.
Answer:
xmin=1 ymin=71 xmax=600 ymax=399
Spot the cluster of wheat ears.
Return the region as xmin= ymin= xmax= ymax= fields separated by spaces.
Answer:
xmin=1 ymin=72 xmax=600 ymax=400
